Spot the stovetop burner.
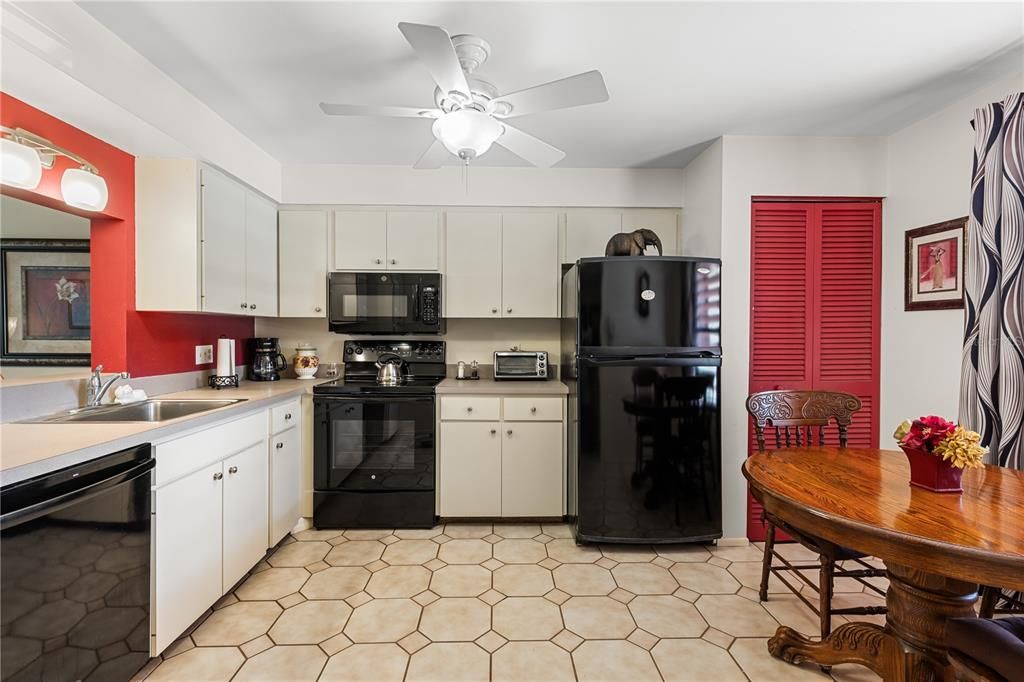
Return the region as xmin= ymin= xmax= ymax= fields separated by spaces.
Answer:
xmin=313 ymin=339 xmax=446 ymax=396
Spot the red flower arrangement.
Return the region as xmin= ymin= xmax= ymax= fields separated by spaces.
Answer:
xmin=893 ymin=415 xmax=957 ymax=452
xmin=893 ymin=415 xmax=986 ymax=492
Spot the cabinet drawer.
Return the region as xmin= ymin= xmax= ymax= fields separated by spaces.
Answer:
xmin=271 ymin=399 xmax=300 ymax=434
xmin=503 ymin=397 xmax=563 ymax=421
xmin=154 ymin=410 xmax=266 ymax=487
xmin=440 ymin=396 xmax=500 ymax=421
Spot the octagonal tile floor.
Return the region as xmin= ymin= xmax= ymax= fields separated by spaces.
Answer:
xmin=136 ymin=524 xmax=879 ymax=681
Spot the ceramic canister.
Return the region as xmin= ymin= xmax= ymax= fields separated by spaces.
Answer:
xmin=293 ymin=345 xmax=319 ymax=379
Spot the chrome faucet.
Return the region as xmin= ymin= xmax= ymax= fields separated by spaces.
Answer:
xmin=87 ymin=365 xmax=130 ymax=407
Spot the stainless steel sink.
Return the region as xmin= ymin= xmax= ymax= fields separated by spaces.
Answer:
xmin=30 ymin=399 xmax=247 ymax=423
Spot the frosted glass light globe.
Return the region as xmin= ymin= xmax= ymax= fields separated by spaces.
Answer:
xmin=431 ymin=109 xmax=504 ymax=161
xmin=0 ymin=138 xmax=43 ymax=189
xmin=61 ymin=167 xmax=109 ymax=211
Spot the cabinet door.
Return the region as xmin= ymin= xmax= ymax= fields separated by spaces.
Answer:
xmin=501 ymin=421 xmax=563 ymax=517
xmin=201 ymin=167 xmax=247 ymax=314
xmin=222 ymin=442 xmax=270 ymax=592
xmin=279 ymin=211 xmax=328 ymax=317
xmin=334 ymin=211 xmax=387 ymax=270
xmin=245 ymin=191 xmax=279 ymax=315
xmin=445 ymin=212 xmax=501 ymax=318
xmin=622 ymin=209 xmax=679 ymax=256
xmin=564 ymin=212 xmax=623 ymax=263
xmin=154 ymin=462 xmax=223 ymax=653
xmin=387 ymin=212 xmax=440 ymax=271
xmin=439 ymin=421 xmax=501 ymax=516
xmin=502 ymin=212 xmax=559 ymax=318
xmin=270 ymin=427 xmax=301 ymax=546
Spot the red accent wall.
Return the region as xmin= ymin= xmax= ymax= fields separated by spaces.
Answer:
xmin=1 ymin=93 xmax=253 ymax=376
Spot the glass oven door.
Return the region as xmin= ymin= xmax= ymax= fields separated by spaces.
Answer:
xmin=314 ymin=396 xmax=435 ymax=492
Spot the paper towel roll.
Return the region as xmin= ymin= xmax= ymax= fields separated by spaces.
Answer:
xmin=216 ymin=338 xmax=235 ymax=377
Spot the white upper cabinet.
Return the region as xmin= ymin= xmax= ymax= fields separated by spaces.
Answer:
xmin=279 ymin=210 xmax=328 ymax=317
xmin=334 ymin=211 xmax=387 ymax=270
xmin=564 ymin=212 xmax=622 ymax=264
xmin=387 ymin=212 xmax=440 ymax=271
xmin=502 ymin=213 xmax=558 ymax=318
xmin=445 ymin=212 xmax=502 ymax=318
xmin=244 ymin=192 xmax=279 ymax=316
xmin=200 ymin=167 xmax=247 ymax=315
xmin=444 ymin=211 xmax=559 ymax=319
xmin=136 ymin=159 xmax=278 ymax=315
xmin=333 ymin=210 xmax=440 ymax=271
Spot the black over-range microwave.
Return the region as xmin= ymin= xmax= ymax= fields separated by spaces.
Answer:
xmin=328 ymin=272 xmax=444 ymax=335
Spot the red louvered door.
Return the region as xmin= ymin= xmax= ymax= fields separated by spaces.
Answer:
xmin=747 ymin=200 xmax=881 ymax=541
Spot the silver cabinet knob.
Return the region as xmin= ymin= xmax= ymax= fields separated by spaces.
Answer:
xmin=285 ymin=413 xmax=292 ymax=420
xmin=506 ymin=429 xmax=513 ymax=436
xmin=249 ymin=304 xmax=256 ymax=310
xmin=314 ymin=306 xmax=322 ymax=313
xmin=491 ymin=308 xmax=498 ymax=314
xmin=240 ymin=302 xmax=247 ymax=309
xmin=531 ymin=407 xmax=537 ymax=413
xmin=228 ymin=466 xmax=238 ymax=474
xmin=375 ymin=259 xmax=382 ymax=264
xmin=466 ymin=406 xmax=473 ymax=412
xmin=507 ymin=308 xmax=512 ymax=313
xmin=213 ymin=471 xmax=223 ymax=481
xmin=276 ymin=442 xmax=284 ymax=449
xmin=490 ymin=429 xmax=497 ymax=435
xmin=390 ymin=259 xmax=396 ymax=265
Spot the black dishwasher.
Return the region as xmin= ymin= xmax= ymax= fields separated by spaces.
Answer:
xmin=1 ymin=444 xmax=154 ymax=682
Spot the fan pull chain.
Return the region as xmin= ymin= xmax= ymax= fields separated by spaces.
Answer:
xmin=463 ymin=158 xmax=470 ymax=193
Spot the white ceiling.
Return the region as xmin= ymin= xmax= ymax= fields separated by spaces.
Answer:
xmin=80 ymin=1 xmax=1023 ymax=169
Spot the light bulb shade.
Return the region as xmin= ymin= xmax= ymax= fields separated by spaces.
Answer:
xmin=431 ymin=109 xmax=504 ymax=160
xmin=61 ymin=167 xmax=108 ymax=211
xmin=1 ymin=138 xmax=43 ymax=189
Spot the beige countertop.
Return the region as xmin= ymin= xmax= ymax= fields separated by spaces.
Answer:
xmin=437 ymin=377 xmax=568 ymax=395
xmin=0 ymin=379 xmax=326 ymax=484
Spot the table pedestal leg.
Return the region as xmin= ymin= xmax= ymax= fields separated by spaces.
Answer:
xmin=767 ymin=563 xmax=978 ymax=680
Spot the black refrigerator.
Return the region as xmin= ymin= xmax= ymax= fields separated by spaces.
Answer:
xmin=561 ymin=257 xmax=722 ymax=544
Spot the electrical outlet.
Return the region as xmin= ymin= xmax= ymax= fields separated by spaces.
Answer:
xmin=195 ymin=344 xmax=213 ymax=365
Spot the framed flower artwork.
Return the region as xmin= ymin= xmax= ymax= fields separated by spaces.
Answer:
xmin=2 ymin=239 xmax=91 ymax=365
xmin=904 ymin=217 xmax=967 ymax=311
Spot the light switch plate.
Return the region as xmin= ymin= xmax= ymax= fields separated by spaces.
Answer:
xmin=195 ymin=344 xmax=213 ymax=365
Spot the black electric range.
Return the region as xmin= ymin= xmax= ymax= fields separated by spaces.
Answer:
xmin=312 ymin=340 xmax=445 ymax=529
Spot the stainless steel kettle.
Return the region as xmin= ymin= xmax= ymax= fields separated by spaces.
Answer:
xmin=376 ymin=353 xmax=405 ymax=385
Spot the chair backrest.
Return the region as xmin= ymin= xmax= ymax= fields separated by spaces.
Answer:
xmin=745 ymin=390 xmax=862 ymax=451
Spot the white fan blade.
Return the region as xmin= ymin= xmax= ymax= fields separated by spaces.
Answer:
xmin=320 ymin=102 xmax=439 ymax=118
xmin=497 ymin=124 xmax=566 ymax=167
xmin=493 ymin=70 xmax=609 ymax=118
xmin=398 ymin=22 xmax=472 ymax=100
xmin=413 ymin=139 xmax=450 ymax=169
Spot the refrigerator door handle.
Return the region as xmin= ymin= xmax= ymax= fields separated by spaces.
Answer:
xmin=578 ymin=355 xmax=721 ymax=368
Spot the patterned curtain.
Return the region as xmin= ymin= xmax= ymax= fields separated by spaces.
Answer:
xmin=960 ymin=91 xmax=1024 ymax=469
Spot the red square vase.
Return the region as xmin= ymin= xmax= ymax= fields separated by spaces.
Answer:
xmin=900 ymin=445 xmax=963 ymax=493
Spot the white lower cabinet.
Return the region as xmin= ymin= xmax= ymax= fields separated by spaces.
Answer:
xmin=439 ymin=396 xmax=565 ymax=517
xmin=222 ymin=442 xmax=270 ymax=592
xmin=501 ymin=421 xmax=564 ymax=517
xmin=153 ymin=462 xmax=223 ymax=654
xmin=152 ymin=398 xmax=302 ymax=655
xmin=439 ymin=421 xmax=501 ymax=516
xmin=270 ymin=424 xmax=301 ymax=546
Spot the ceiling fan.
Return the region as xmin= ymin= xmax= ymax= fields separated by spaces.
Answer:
xmin=320 ymin=22 xmax=609 ymax=169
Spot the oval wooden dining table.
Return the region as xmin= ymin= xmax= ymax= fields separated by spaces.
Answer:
xmin=743 ymin=447 xmax=1024 ymax=681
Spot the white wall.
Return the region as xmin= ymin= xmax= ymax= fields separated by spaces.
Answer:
xmin=0 ymin=196 xmax=91 ymax=239
xmin=881 ymin=72 xmax=1024 ymax=435
xmin=282 ymin=164 xmax=684 ymax=208
xmin=717 ymin=135 xmax=889 ymax=540
xmin=1 ymin=1 xmax=281 ymax=199
xmin=680 ymin=140 xmax=723 ymax=257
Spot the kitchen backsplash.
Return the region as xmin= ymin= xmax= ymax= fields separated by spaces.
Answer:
xmin=254 ymin=317 xmax=561 ymax=370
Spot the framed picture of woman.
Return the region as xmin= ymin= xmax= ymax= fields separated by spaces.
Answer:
xmin=904 ymin=217 xmax=967 ymax=311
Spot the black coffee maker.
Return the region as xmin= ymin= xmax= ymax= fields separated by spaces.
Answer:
xmin=248 ymin=337 xmax=287 ymax=381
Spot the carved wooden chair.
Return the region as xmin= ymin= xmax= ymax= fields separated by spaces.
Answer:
xmin=745 ymin=390 xmax=887 ymax=640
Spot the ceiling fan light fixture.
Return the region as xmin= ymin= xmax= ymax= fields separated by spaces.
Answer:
xmin=431 ymin=109 xmax=504 ymax=161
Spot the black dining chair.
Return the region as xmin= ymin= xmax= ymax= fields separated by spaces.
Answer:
xmin=947 ymin=616 xmax=1024 ymax=681
xmin=745 ymin=389 xmax=887 ymax=639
